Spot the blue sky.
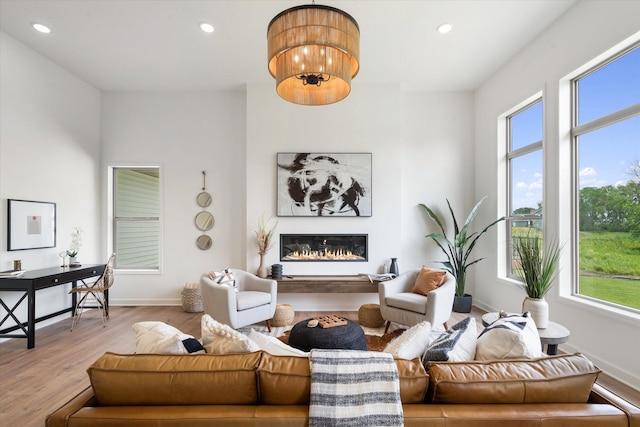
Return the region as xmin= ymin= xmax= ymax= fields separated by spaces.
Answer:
xmin=510 ymin=46 xmax=639 ymax=212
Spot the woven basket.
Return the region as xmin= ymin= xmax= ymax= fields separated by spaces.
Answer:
xmin=181 ymin=283 xmax=203 ymax=313
xmin=358 ymin=303 xmax=385 ymax=328
xmin=271 ymin=304 xmax=295 ymax=327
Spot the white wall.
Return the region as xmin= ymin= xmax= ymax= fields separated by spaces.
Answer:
xmin=100 ymin=91 xmax=247 ymax=305
xmin=0 ymin=32 xmax=101 ymax=327
xmin=473 ymin=0 xmax=640 ymax=389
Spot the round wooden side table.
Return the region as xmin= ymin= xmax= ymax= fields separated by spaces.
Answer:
xmin=481 ymin=312 xmax=570 ymax=355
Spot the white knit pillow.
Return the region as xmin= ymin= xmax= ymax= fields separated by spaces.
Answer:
xmin=132 ymin=321 xmax=205 ymax=355
xmin=200 ymin=314 xmax=259 ymax=354
xmin=383 ymin=321 xmax=432 ymax=360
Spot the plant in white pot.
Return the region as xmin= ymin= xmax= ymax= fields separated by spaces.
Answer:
xmin=419 ymin=197 xmax=505 ymax=313
xmin=512 ymin=232 xmax=562 ymax=328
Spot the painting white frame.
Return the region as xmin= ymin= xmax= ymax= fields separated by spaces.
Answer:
xmin=8 ymin=199 xmax=56 ymax=251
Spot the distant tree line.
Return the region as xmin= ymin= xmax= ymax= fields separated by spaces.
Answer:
xmin=514 ymin=161 xmax=640 ymax=237
xmin=579 ymin=161 xmax=640 ymax=236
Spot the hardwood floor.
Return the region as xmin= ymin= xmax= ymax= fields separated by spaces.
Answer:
xmin=0 ymin=305 xmax=635 ymax=427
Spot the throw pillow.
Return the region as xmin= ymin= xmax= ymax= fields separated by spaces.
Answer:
xmin=249 ymin=329 xmax=308 ymax=357
xmin=475 ymin=312 xmax=542 ymax=360
xmin=132 ymin=321 xmax=205 ymax=354
xmin=412 ymin=267 xmax=446 ymax=296
xmin=422 ymin=317 xmax=477 ymax=363
xmin=383 ymin=321 xmax=432 ymax=360
xmin=200 ymin=314 xmax=260 ymax=354
xmin=208 ymin=268 xmax=237 ymax=291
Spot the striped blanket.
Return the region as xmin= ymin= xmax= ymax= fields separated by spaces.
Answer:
xmin=309 ymin=349 xmax=404 ymax=427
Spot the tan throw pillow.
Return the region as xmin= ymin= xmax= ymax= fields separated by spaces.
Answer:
xmin=412 ymin=267 xmax=446 ymax=296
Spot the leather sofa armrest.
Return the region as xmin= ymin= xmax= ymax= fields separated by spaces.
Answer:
xmin=591 ymin=383 xmax=640 ymax=427
xmin=45 ymin=386 xmax=96 ymax=427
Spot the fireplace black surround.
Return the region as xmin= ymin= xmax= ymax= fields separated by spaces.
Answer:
xmin=280 ymin=234 xmax=367 ymax=262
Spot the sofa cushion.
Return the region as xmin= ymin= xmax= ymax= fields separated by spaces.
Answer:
xmin=131 ymin=321 xmax=205 ymax=355
xmin=425 ymin=353 xmax=600 ymax=404
xmin=422 ymin=316 xmax=477 ymax=363
xmin=257 ymin=353 xmax=429 ymax=405
xmin=236 ymin=291 xmax=272 ymax=311
xmin=411 ymin=267 xmax=446 ymax=296
xmin=475 ymin=312 xmax=541 ymax=360
xmin=201 ymin=314 xmax=260 ymax=354
xmin=385 ymin=292 xmax=428 ymax=314
xmin=257 ymin=353 xmax=312 ymax=405
xmin=87 ymin=352 xmax=262 ymax=406
xmin=383 ymin=321 xmax=431 ymax=360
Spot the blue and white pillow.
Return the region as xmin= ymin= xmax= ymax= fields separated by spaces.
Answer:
xmin=422 ymin=317 xmax=477 ymax=363
xmin=209 ymin=268 xmax=237 ymax=291
xmin=475 ymin=312 xmax=541 ymax=360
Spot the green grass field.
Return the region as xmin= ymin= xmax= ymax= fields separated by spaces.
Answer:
xmin=579 ymin=231 xmax=640 ymax=310
xmin=579 ymin=231 xmax=640 ymax=277
xmin=511 ymin=229 xmax=640 ymax=310
xmin=579 ymin=275 xmax=640 ymax=310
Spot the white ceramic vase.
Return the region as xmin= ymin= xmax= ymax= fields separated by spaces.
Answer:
xmin=522 ymin=297 xmax=549 ymax=329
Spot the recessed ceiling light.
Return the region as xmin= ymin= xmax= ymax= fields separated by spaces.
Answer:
xmin=31 ymin=22 xmax=51 ymax=34
xmin=199 ymin=22 xmax=214 ymax=33
xmin=436 ymin=23 xmax=452 ymax=34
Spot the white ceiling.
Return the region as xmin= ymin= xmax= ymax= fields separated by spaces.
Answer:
xmin=0 ymin=0 xmax=577 ymax=92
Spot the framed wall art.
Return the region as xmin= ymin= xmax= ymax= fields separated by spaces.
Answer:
xmin=277 ymin=153 xmax=372 ymax=217
xmin=7 ymin=199 xmax=56 ymax=251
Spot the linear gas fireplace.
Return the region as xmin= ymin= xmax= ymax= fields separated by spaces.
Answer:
xmin=280 ymin=234 xmax=368 ymax=262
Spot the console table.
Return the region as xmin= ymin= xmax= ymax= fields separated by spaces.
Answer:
xmin=0 ymin=264 xmax=105 ymax=349
xmin=276 ymin=275 xmax=379 ymax=293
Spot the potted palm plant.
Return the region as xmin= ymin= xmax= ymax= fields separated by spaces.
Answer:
xmin=512 ymin=231 xmax=562 ymax=328
xmin=419 ymin=197 xmax=505 ymax=313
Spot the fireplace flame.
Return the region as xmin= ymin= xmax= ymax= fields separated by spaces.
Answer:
xmin=283 ymin=248 xmax=365 ymax=261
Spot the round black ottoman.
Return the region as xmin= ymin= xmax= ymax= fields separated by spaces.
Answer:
xmin=288 ymin=318 xmax=367 ymax=352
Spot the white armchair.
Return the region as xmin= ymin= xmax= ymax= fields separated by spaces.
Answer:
xmin=200 ymin=269 xmax=277 ymax=331
xmin=379 ymin=269 xmax=455 ymax=334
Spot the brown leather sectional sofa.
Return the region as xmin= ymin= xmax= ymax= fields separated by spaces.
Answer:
xmin=46 ymin=351 xmax=640 ymax=427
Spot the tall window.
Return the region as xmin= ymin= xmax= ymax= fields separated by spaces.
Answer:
xmin=506 ymin=99 xmax=544 ymax=279
xmin=113 ymin=167 xmax=161 ymax=270
xmin=571 ymin=44 xmax=640 ymax=311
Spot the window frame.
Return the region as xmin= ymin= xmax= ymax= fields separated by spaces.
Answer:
xmin=504 ymin=97 xmax=544 ymax=281
xmin=107 ymin=164 xmax=163 ymax=273
xmin=569 ymin=42 xmax=640 ymax=312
